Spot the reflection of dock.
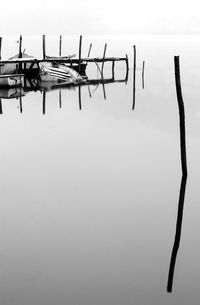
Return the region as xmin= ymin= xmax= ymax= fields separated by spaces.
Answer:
xmin=0 ymin=73 xmax=128 ymax=114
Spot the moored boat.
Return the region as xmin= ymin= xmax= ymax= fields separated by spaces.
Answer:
xmin=39 ymin=62 xmax=86 ymax=83
xmin=0 ymin=74 xmax=24 ymax=87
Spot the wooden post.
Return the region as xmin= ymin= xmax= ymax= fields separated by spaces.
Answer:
xmin=59 ymin=35 xmax=62 ymax=57
xmin=87 ymin=43 xmax=92 ymax=58
xmin=167 ymin=56 xmax=188 ymax=293
xmin=142 ymin=60 xmax=145 ymax=89
xmin=78 ymin=35 xmax=82 ymax=74
xmin=19 ymin=35 xmax=22 ymax=58
xmin=132 ymin=45 xmax=136 ymax=110
xmin=0 ymin=37 xmax=2 ymax=61
xmin=112 ymin=60 xmax=115 ymax=80
xmin=101 ymin=43 xmax=107 ymax=74
xmin=125 ymin=54 xmax=129 ymax=71
xmin=18 ymin=35 xmax=23 ymax=73
xmin=42 ymin=35 xmax=46 ymax=60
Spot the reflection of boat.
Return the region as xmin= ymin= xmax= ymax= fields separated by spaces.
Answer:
xmin=39 ymin=62 xmax=85 ymax=83
xmin=0 ymin=87 xmax=25 ymax=99
xmin=0 ymin=74 xmax=24 ymax=87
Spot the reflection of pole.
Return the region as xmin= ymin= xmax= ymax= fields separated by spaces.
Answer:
xmin=43 ymin=91 xmax=46 ymax=115
xmin=59 ymin=90 xmax=62 ymax=108
xmin=167 ymin=56 xmax=188 ymax=293
xmin=132 ymin=45 xmax=136 ymax=110
xmin=0 ymin=99 xmax=2 ymax=114
xmin=142 ymin=60 xmax=145 ymax=89
xmin=88 ymin=85 xmax=92 ymax=98
xmin=19 ymin=96 xmax=22 ymax=113
xmin=102 ymin=81 xmax=106 ymax=100
xmin=78 ymin=85 xmax=82 ymax=110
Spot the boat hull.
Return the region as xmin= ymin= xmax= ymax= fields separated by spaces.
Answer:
xmin=0 ymin=74 xmax=24 ymax=87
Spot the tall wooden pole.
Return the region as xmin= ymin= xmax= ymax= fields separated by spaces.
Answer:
xmin=19 ymin=35 xmax=22 ymax=58
xmin=101 ymin=43 xmax=107 ymax=75
xmin=42 ymin=35 xmax=46 ymax=60
xmin=59 ymin=35 xmax=62 ymax=57
xmin=87 ymin=43 xmax=92 ymax=58
xmin=78 ymin=35 xmax=82 ymax=74
xmin=167 ymin=56 xmax=188 ymax=293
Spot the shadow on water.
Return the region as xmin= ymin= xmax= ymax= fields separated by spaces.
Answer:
xmin=132 ymin=45 xmax=136 ymax=110
xmin=167 ymin=56 xmax=188 ymax=293
xmin=0 ymin=73 xmax=128 ymax=114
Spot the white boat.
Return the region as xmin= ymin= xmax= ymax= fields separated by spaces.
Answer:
xmin=39 ymin=62 xmax=84 ymax=83
xmin=0 ymin=74 xmax=24 ymax=87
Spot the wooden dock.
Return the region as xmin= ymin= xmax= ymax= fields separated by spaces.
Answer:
xmin=0 ymin=35 xmax=129 ymax=79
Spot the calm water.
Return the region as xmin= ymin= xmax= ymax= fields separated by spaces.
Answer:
xmin=1 ymin=35 xmax=200 ymax=305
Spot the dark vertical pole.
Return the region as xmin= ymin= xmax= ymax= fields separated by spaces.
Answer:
xmin=78 ymin=84 xmax=82 ymax=110
xmin=0 ymin=99 xmax=2 ymax=114
xmin=78 ymin=35 xmax=82 ymax=74
xmin=59 ymin=35 xmax=62 ymax=57
xmin=19 ymin=96 xmax=23 ymax=113
xmin=19 ymin=35 xmax=22 ymax=58
xmin=59 ymin=90 xmax=62 ymax=108
xmin=174 ymin=56 xmax=187 ymax=176
xmin=19 ymin=35 xmax=22 ymax=73
xmin=132 ymin=45 xmax=136 ymax=110
xmin=88 ymin=85 xmax=92 ymax=98
xmin=112 ymin=60 xmax=115 ymax=80
xmin=42 ymin=35 xmax=46 ymax=60
xmin=102 ymin=81 xmax=106 ymax=100
xmin=125 ymin=54 xmax=129 ymax=84
xmin=142 ymin=60 xmax=145 ymax=89
xmin=0 ymin=37 xmax=2 ymax=61
xmin=126 ymin=54 xmax=129 ymax=71
xmin=43 ymin=91 xmax=46 ymax=115
xmin=87 ymin=43 xmax=92 ymax=58
xmin=167 ymin=56 xmax=188 ymax=293
xmin=101 ymin=43 xmax=107 ymax=75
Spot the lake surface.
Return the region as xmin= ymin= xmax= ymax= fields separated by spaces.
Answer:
xmin=1 ymin=34 xmax=200 ymax=305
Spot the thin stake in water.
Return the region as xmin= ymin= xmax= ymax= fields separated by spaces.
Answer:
xmin=167 ymin=56 xmax=188 ymax=293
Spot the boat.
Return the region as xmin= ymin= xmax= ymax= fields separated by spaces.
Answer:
xmin=0 ymin=74 xmax=24 ymax=87
xmin=39 ymin=62 xmax=86 ymax=83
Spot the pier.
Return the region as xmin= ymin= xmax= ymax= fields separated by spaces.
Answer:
xmin=0 ymin=35 xmax=129 ymax=79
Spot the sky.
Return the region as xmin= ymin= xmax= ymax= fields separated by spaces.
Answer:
xmin=1 ymin=0 xmax=200 ymax=35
